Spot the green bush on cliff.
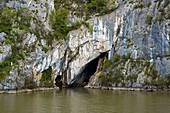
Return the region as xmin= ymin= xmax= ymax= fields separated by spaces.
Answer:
xmin=40 ymin=66 xmax=53 ymax=87
xmin=71 ymin=21 xmax=82 ymax=30
xmin=99 ymin=71 xmax=114 ymax=86
xmin=17 ymin=52 xmax=26 ymax=60
xmin=145 ymin=15 xmax=153 ymax=25
xmin=16 ymin=7 xmax=32 ymax=31
xmin=0 ymin=8 xmax=17 ymax=34
xmin=111 ymin=54 xmax=120 ymax=62
xmin=9 ymin=28 xmax=23 ymax=43
xmin=102 ymin=59 xmax=112 ymax=69
xmin=42 ymin=47 xmax=48 ymax=53
xmin=87 ymin=0 xmax=109 ymax=15
xmin=0 ymin=61 xmax=12 ymax=82
xmin=134 ymin=4 xmax=144 ymax=9
xmin=54 ymin=0 xmax=118 ymax=19
xmin=166 ymin=75 xmax=170 ymax=87
xmin=24 ymin=76 xmax=37 ymax=89
xmin=0 ymin=7 xmax=31 ymax=34
xmin=50 ymin=10 xmax=70 ymax=39
xmin=0 ymin=61 xmax=11 ymax=68
xmin=99 ymin=67 xmax=124 ymax=87
xmin=49 ymin=9 xmax=92 ymax=41
xmin=4 ymin=39 xmax=12 ymax=45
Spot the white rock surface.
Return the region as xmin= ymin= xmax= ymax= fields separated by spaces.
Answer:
xmin=0 ymin=0 xmax=169 ymax=89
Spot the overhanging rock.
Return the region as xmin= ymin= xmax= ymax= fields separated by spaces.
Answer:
xmin=70 ymin=51 xmax=108 ymax=86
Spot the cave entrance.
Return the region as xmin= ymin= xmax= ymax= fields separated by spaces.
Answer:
xmin=55 ymin=75 xmax=62 ymax=87
xmin=70 ymin=52 xmax=108 ymax=86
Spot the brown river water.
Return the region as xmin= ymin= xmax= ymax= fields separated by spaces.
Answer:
xmin=0 ymin=87 xmax=170 ymax=113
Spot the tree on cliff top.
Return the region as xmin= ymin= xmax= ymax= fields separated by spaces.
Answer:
xmin=49 ymin=10 xmax=70 ymax=40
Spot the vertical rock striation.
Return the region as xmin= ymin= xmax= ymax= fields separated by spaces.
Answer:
xmin=0 ymin=0 xmax=169 ymax=89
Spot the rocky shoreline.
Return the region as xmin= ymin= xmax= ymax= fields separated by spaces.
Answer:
xmin=0 ymin=87 xmax=59 ymax=94
xmin=1 ymin=86 xmax=169 ymax=94
xmin=84 ymin=86 xmax=170 ymax=92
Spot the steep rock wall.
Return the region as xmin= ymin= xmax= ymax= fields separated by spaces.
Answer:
xmin=66 ymin=0 xmax=169 ymax=86
xmin=0 ymin=0 xmax=169 ymax=89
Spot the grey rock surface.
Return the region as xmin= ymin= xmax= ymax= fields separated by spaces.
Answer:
xmin=0 ymin=0 xmax=169 ymax=89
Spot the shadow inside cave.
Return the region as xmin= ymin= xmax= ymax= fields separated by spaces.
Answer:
xmin=70 ymin=51 xmax=108 ymax=87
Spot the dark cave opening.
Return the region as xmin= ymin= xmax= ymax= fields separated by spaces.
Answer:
xmin=55 ymin=75 xmax=62 ymax=87
xmin=70 ymin=52 xmax=108 ymax=87
xmin=55 ymin=52 xmax=108 ymax=87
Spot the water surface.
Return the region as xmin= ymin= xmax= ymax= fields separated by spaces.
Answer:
xmin=0 ymin=88 xmax=170 ymax=113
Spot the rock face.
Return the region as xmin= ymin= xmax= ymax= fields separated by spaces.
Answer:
xmin=0 ymin=33 xmax=12 ymax=63
xmin=66 ymin=0 xmax=170 ymax=86
xmin=0 ymin=0 xmax=169 ymax=89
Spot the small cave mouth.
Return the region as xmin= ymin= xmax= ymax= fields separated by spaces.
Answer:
xmin=55 ymin=75 xmax=62 ymax=87
xmin=70 ymin=52 xmax=108 ymax=87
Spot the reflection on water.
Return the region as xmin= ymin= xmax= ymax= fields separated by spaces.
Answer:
xmin=0 ymin=88 xmax=170 ymax=113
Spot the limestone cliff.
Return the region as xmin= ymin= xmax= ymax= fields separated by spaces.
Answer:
xmin=0 ymin=0 xmax=169 ymax=89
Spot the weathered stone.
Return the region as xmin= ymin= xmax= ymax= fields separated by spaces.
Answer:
xmin=101 ymin=87 xmax=109 ymax=90
xmin=0 ymin=32 xmax=6 ymax=42
xmin=0 ymin=45 xmax=12 ymax=63
xmin=0 ymin=0 xmax=169 ymax=89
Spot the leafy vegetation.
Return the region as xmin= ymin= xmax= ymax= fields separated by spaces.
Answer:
xmin=49 ymin=10 xmax=93 ymax=41
xmin=49 ymin=10 xmax=70 ymax=39
xmin=0 ymin=8 xmax=17 ymax=34
xmin=40 ymin=66 xmax=53 ymax=87
xmin=98 ymin=53 xmax=170 ymax=89
xmin=0 ymin=62 xmax=12 ymax=83
xmin=145 ymin=15 xmax=153 ymax=25
xmin=54 ymin=0 xmax=118 ymax=19
xmin=24 ymin=76 xmax=37 ymax=89
xmin=0 ymin=7 xmax=31 ymax=82
xmin=134 ymin=3 xmax=144 ymax=9
xmin=99 ymin=54 xmax=123 ymax=86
